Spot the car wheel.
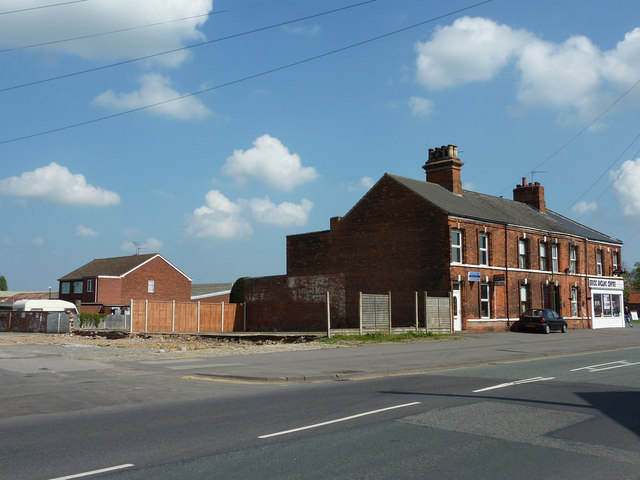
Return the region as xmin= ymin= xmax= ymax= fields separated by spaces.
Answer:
xmin=561 ymin=324 xmax=567 ymax=333
xmin=544 ymin=324 xmax=550 ymax=334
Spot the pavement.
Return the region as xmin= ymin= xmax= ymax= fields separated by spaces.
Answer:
xmin=176 ymin=327 xmax=640 ymax=383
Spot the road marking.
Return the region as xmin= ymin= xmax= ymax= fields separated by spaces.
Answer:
xmin=166 ymin=363 xmax=244 ymax=370
xmin=49 ymin=464 xmax=134 ymax=480
xmin=473 ymin=376 xmax=555 ymax=393
xmin=570 ymin=360 xmax=640 ymax=372
xmin=258 ymin=402 xmax=421 ymax=439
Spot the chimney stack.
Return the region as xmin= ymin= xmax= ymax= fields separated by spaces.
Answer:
xmin=513 ymin=177 xmax=546 ymax=213
xmin=422 ymin=144 xmax=463 ymax=194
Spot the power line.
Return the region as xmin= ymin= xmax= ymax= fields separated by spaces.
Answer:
xmin=0 ymin=0 xmax=286 ymax=54
xmin=0 ymin=0 xmax=88 ymax=16
xmin=0 ymin=0 xmax=377 ymax=93
xmin=496 ymin=75 xmax=640 ymax=197
xmin=0 ymin=0 xmax=492 ymax=147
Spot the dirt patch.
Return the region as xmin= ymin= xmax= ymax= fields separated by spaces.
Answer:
xmin=0 ymin=331 xmax=338 ymax=355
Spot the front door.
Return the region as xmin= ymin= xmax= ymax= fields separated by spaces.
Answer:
xmin=452 ymin=283 xmax=462 ymax=331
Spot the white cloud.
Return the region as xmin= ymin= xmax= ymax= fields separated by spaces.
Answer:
xmin=76 ymin=225 xmax=98 ymax=237
xmin=0 ymin=0 xmax=213 ymax=67
xmin=611 ymin=158 xmax=640 ymax=216
xmin=571 ymin=200 xmax=599 ymax=215
xmin=415 ymin=17 xmax=531 ymax=90
xmin=186 ymin=190 xmax=253 ymax=240
xmin=408 ymin=96 xmax=435 ymax=118
xmin=347 ymin=176 xmax=375 ymax=192
xmin=93 ymin=74 xmax=211 ymax=120
xmin=223 ymin=135 xmax=319 ymax=191
xmin=0 ymin=163 xmax=120 ymax=206
xmin=248 ymin=197 xmax=313 ymax=226
xmin=187 ymin=190 xmax=314 ymax=239
xmin=415 ymin=17 xmax=640 ymax=122
xmin=32 ymin=237 xmax=44 ymax=246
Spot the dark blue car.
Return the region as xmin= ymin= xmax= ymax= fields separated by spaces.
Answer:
xmin=516 ymin=308 xmax=567 ymax=334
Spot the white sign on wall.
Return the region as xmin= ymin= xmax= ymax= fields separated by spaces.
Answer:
xmin=588 ymin=278 xmax=624 ymax=290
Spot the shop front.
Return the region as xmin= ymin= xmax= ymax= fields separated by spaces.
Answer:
xmin=588 ymin=278 xmax=625 ymax=329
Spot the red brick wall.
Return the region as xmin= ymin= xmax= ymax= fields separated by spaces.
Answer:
xmin=121 ymin=257 xmax=191 ymax=303
xmin=96 ymin=277 xmax=122 ymax=306
xmin=246 ymin=274 xmax=345 ymax=331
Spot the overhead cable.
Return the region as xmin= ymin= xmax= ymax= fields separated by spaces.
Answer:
xmin=0 ymin=0 xmax=491 ymax=146
xmin=0 ymin=0 xmax=377 ymax=93
xmin=0 ymin=0 xmax=87 ymax=16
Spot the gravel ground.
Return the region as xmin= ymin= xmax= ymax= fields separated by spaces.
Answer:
xmin=0 ymin=331 xmax=342 ymax=359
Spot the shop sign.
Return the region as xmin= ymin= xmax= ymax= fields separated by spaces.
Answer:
xmin=494 ymin=275 xmax=506 ymax=286
xmin=588 ymin=278 xmax=624 ymax=290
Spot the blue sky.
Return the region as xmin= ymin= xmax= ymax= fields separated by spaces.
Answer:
xmin=1 ymin=0 xmax=639 ymax=291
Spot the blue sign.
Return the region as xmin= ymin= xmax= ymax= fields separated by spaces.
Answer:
xmin=468 ymin=272 xmax=481 ymax=282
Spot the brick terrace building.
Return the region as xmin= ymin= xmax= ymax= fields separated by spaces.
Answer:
xmin=246 ymin=145 xmax=625 ymax=332
xmin=58 ymin=253 xmax=191 ymax=314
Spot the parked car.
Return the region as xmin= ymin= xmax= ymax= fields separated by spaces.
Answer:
xmin=516 ymin=308 xmax=567 ymax=334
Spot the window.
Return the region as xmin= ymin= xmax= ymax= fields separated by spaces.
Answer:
xmin=569 ymin=245 xmax=577 ymax=274
xmin=87 ymin=279 xmax=94 ymax=293
xmin=613 ymin=252 xmax=619 ymax=273
xmin=61 ymin=282 xmax=70 ymax=294
xmin=478 ymin=233 xmax=489 ymax=266
xmin=571 ymin=287 xmax=578 ymax=317
xmin=551 ymin=244 xmax=559 ymax=272
xmin=148 ymin=280 xmax=155 ymax=293
xmin=451 ymin=229 xmax=462 ymax=264
xmin=539 ymin=243 xmax=548 ymax=270
xmin=596 ymin=250 xmax=602 ymax=276
xmin=73 ymin=281 xmax=82 ymax=294
xmin=518 ymin=239 xmax=528 ymax=269
xmin=480 ymin=283 xmax=490 ymax=318
xmin=520 ymin=285 xmax=528 ymax=313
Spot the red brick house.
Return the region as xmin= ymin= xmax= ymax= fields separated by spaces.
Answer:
xmin=58 ymin=253 xmax=192 ymax=314
xmin=246 ymin=144 xmax=625 ymax=332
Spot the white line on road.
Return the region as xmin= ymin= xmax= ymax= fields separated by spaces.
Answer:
xmin=570 ymin=360 xmax=640 ymax=372
xmin=473 ymin=376 xmax=555 ymax=393
xmin=258 ymin=402 xmax=421 ymax=439
xmin=49 ymin=464 xmax=134 ymax=480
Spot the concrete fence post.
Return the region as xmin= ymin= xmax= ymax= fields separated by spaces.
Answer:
xmin=424 ymin=291 xmax=428 ymax=334
xmin=415 ymin=291 xmax=419 ymax=333
xmin=145 ymin=299 xmax=148 ymax=333
xmin=197 ymin=301 xmax=201 ymax=333
xmin=130 ymin=299 xmax=134 ymax=333
xmin=326 ymin=291 xmax=331 ymax=338
xmin=221 ymin=301 xmax=225 ymax=332
xmin=172 ymin=300 xmax=176 ymax=332
xmin=388 ymin=291 xmax=392 ymax=334
xmin=359 ymin=292 xmax=363 ymax=335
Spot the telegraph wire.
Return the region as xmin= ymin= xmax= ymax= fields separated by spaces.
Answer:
xmin=0 ymin=0 xmax=287 ymax=54
xmin=0 ymin=0 xmax=491 ymax=146
xmin=0 ymin=0 xmax=376 ymax=93
xmin=496 ymin=75 xmax=640 ymax=197
xmin=0 ymin=0 xmax=87 ymax=16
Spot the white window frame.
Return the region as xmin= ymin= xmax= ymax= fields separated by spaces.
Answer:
xmin=87 ymin=279 xmax=94 ymax=293
xmin=73 ymin=281 xmax=83 ymax=294
xmin=480 ymin=283 xmax=490 ymax=318
xmin=569 ymin=245 xmax=577 ymax=274
xmin=551 ymin=244 xmax=559 ymax=273
xmin=596 ymin=250 xmax=602 ymax=276
xmin=539 ymin=243 xmax=548 ymax=271
xmin=478 ymin=233 xmax=489 ymax=266
xmin=612 ymin=252 xmax=619 ymax=272
xmin=451 ymin=229 xmax=462 ymax=264
xmin=148 ymin=280 xmax=155 ymax=293
xmin=571 ymin=287 xmax=578 ymax=317
xmin=518 ymin=239 xmax=527 ymax=269
xmin=520 ymin=285 xmax=528 ymax=313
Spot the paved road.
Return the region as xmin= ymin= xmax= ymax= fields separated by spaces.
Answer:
xmin=2 ymin=344 xmax=639 ymax=479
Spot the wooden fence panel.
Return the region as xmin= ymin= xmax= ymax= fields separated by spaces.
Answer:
xmin=175 ymin=302 xmax=198 ymax=332
xmin=146 ymin=301 xmax=173 ymax=332
xmin=130 ymin=300 xmax=244 ymax=333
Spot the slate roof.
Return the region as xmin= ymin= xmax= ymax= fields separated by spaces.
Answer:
xmin=388 ymin=174 xmax=622 ymax=244
xmin=191 ymin=283 xmax=233 ymax=298
xmin=59 ymin=253 xmax=162 ymax=280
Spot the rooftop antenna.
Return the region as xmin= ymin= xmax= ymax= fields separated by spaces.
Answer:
xmin=530 ymin=169 xmax=547 ymax=183
xmin=132 ymin=241 xmax=144 ymax=255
